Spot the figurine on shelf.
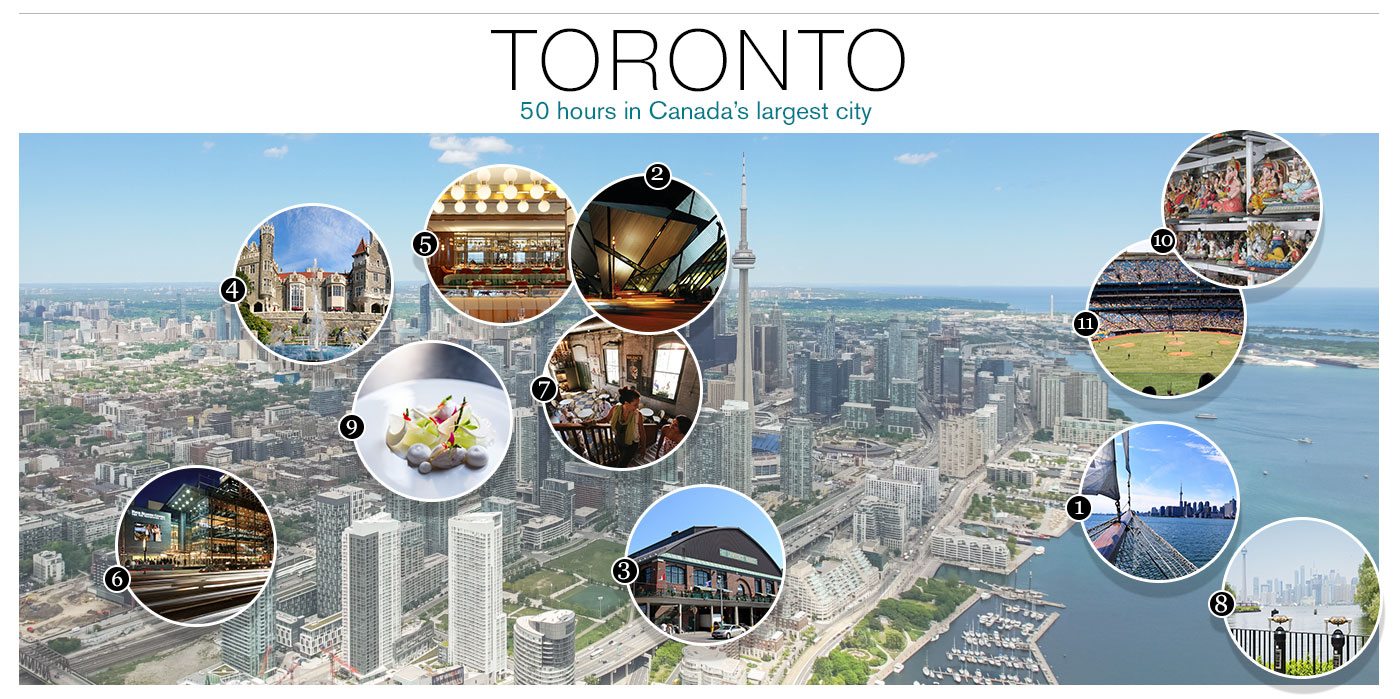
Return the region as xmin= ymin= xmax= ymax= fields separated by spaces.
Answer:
xmin=1211 ymin=160 xmax=1244 ymax=213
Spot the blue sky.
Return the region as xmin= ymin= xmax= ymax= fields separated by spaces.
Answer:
xmin=627 ymin=485 xmax=785 ymax=568
xmin=252 ymin=205 xmax=374 ymax=274
xmin=19 ymin=133 xmax=1378 ymax=287
xmin=1224 ymin=519 xmax=1371 ymax=588
xmin=1085 ymin=422 xmax=1238 ymax=513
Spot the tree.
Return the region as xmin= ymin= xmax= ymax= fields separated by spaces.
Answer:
xmin=47 ymin=637 xmax=81 ymax=654
xmin=1005 ymin=533 xmax=1018 ymax=558
xmin=1356 ymin=556 xmax=1380 ymax=634
xmin=584 ymin=674 xmax=599 ymax=685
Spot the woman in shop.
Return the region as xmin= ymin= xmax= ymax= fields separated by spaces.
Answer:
xmin=605 ymin=387 xmax=644 ymax=468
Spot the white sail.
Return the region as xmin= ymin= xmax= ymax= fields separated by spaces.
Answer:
xmin=1083 ymin=438 xmax=1120 ymax=501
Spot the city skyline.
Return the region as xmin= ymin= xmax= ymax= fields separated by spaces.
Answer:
xmin=1084 ymin=423 xmax=1239 ymax=513
xmin=16 ymin=139 xmax=1380 ymax=686
xmin=19 ymin=133 xmax=1379 ymax=287
xmin=1225 ymin=519 xmax=1372 ymax=587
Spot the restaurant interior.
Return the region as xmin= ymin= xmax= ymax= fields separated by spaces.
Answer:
xmin=426 ymin=166 xmax=574 ymax=323
xmin=545 ymin=319 xmax=700 ymax=468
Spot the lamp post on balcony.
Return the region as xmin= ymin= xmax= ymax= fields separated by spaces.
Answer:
xmin=714 ymin=567 xmax=723 ymax=629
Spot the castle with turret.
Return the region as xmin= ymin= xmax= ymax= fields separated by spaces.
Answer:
xmin=237 ymin=222 xmax=391 ymax=315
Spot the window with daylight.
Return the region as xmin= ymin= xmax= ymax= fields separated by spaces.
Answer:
xmin=651 ymin=342 xmax=687 ymax=400
xmin=604 ymin=347 xmax=621 ymax=384
xmin=693 ymin=569 xmax=711 ymax=588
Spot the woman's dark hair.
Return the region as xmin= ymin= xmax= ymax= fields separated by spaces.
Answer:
xmin=619 ymin=387 xmax=640 ymax=404
xmin=675 ymin=415 xmax=693 ymax=435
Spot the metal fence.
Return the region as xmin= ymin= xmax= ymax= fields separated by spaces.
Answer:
xmin=1230 ymin=627 xmax=1369 ymax=674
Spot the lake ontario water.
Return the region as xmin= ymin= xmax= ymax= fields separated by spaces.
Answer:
xmin=885 ymin=288 xmax=1378 ymax=685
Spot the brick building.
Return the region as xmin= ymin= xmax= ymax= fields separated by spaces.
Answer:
xmin=629 ymin=525 xmax=782 ymax=634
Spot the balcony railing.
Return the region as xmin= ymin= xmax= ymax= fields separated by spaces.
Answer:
xmin=633 ymin=583 xmax=777 ymax=605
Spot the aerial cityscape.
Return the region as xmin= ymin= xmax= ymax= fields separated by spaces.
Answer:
xmin=17 ymin=133 xmax=1379 ymax=686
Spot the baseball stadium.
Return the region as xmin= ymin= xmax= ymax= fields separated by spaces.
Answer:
xmin=1089 ymin=253 xmax=1243 ymax=396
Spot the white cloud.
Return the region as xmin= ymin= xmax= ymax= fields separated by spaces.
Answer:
xmin=201 ymin=141 xmax=216 ymax=152
xmin=429 ymin=135 xmax=515 ymax=165
xmin=263 ymin=145 xmax=289 ymax=159
xmin=894 ymin=151 xmax=938 ymax=166
xmin=1182 ymin=440 xmax=1230 ymax=465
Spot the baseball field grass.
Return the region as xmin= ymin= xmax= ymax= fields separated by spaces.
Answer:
xmin=1092 ymin=331 xmax=1240 ymax=395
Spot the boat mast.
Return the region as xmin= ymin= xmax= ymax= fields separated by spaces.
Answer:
xmin=1121 ymin=431 xmax=1132 ymax=515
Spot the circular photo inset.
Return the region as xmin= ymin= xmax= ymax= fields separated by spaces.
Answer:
xmin=423 ymin=165 xmax=575 ymax=325
xmin=1221 ymin=518 xmax=1379 ymax=679
xmin=625 ymin=485 xmax=785 ymax=645
xmin=1086 ymin=241 xmax=1245 ymax=398
xmin=233 ymin=204 xmax=392 ymax=363
xmin=543 ymin=318 xmax=702 ymax=469
xmin=569 ymin=173 xmax=729 ymax=333
xmin=1080 ymin=422 xmax=1239 ymax=583
xmin=1163 ymin=130 xmax=1322 ymax=288
xmin=116 ymin=466 xmax=276 ymax=626
xmin=352 ymin=340 xmax=513 ymax=501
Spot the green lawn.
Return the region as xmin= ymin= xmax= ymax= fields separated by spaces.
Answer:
xmin=555 ymin=583 xmax=628 ymax=620
xmin=1093 ymin=331 xmax=1239 ymax=395
xmin=547 ymin=539 xmax=624 ymax=583
xmin=503 ymin=569 xmax=576 ymax=599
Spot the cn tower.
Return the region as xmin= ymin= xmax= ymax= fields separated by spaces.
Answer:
xmin=732 ymin=155 xmax=757 ymax=405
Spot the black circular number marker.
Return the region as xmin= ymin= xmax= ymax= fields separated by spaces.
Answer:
xmin=338 ymin=414 xmax=365 ymax=440
xmin=1072 ymin=311 xmax=1100 ymax=338
xmin=531 ymin=375 xmax=559 ymax=403
xmin=412 ymin=230 xmax=440 ymax=259
xmin=1208 ymin=589 xmax=1237 ymax=618
xmin=103 ymin=565 xmax=131 ymax=593
xmin=220 ymin=276 xmax=248 ymax=304
xmin=611 ymin=557 xmax=640 ymax=585
xmin=1149 ymin=227 xmax=1177 ymax=254
xmin=643 ymin=162 xmax=673 ymax=191
xmin=1065 ymin=494 xmax=1092 ymax=522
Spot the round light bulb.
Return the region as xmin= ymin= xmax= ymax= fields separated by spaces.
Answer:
xmin=517 ymin=200 xmax=529 ymax=213
xmin=476 ymin=168 xmax=491 ymax=183
xmin=454 ymin=200 xmax=466 ymax=214
xmin=496 ymin=200 xmax=508 ymax=213
xmin=433 ymin=200 xmax=446 ymax=215
xmin=503 ymin=183 xmax=518 ymax=199
xmin=530 ymin=183 xmax=545 ymax=199
xmin=475 ymin=183 xmax=492 ymax=200
xmin=538 ymin=199 xmax=551 ymax=213
xmin=503 ymin=167 xmax=518 ymax=182
xmin=450 ymin=184 xmax=465 ymax=201
xmin=475 ymin=200 xmax=487 ymax=214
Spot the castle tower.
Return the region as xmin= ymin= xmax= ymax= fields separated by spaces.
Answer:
xmin=257 ymin=223 xmax=277 ymax=310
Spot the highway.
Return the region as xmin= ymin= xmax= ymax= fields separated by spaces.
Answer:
xmin=573 ymin=618 xmax=665 ymax=681
xmin=128 ymin=568 xmax=272 ymax=624
xmin=780 ymin=481 xmax=866 ymax=551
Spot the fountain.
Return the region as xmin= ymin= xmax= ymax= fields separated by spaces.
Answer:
xmin=269 ymin=259 xmax=352 ymax=362
xmin=308 ymin=261 xmax=325 ymax=353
